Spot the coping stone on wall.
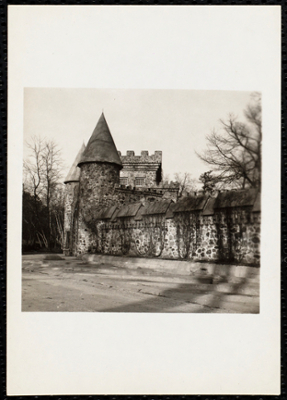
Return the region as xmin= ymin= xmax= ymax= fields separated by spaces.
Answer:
xmin=116 ymin=202 xmax=143 ymax=218
xmin=165 ymin=202 xmax=177 ymax=219
xmin=214 ymin=188 xmax=258 ymax=209
xmin=142 ymin=200 xmax=172 ymax=216
xmin=88 ymin=205 xmax=118 ymax=221
xmin=101 ymin=205 xmax=118 ymax=220
xmin=252 ymin=191 xmax=261 ymax=212
xmin=134 ymin=205 xmax=146 ymax=221
xmin=202 ymin=197 xmax=217 ymax=216
xmin=110 ymin=209 xmax=119 ymax=222
xmin=173 ymin=195 xmax=209 ymax=213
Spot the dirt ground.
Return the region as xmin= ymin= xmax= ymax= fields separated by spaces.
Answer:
xmin=22 ymin=254 xmax=260 ymax=313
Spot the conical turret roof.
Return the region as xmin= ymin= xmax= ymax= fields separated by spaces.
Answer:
xmin=78 ymin=113 xmax=122 ymax=169
xmin=64 ymin=143 xmax=86 ymax=184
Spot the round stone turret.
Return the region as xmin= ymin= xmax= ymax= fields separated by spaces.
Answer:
xmin=77 ymin=113 xmax=122 ymax=253
xmin=63 ymin=143 xmax=86 ymax=256
xmin=78 ymin=113 xmax=122 ymax=168
xmin=79 ymin=162 xmax=121 ymax=215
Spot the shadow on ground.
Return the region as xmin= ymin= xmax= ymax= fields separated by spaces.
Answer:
xmin=98 ymin=267 xmax=259 ymax=313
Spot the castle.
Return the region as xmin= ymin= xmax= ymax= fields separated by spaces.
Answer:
xmin=63 ymin=113 xmax=261 ymax=265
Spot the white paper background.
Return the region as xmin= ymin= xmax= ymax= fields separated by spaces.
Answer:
xmin=7 ymin=5 xmax=281 ymax=395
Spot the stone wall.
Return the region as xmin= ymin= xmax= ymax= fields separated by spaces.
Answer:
xmin=64 ymin=162 xmax=260 ymax=265
xmin=66 ymin=177 xmax=178 ymax=256
xmin=81 ymin=205 xmax=260 ymax=265
xmin=115 ymin=187 xmax=163 ymax=205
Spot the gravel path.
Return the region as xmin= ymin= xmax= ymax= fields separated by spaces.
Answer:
xmin=22 ymin=254 xmax=260 ymax=313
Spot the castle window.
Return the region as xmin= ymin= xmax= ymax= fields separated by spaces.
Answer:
xmin=120 ymin=177 xmax=128 ymax=185
xmin=135 ymin=177 xmax=145 ymax=187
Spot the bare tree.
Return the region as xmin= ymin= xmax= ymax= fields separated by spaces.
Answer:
xmin=23 ymin=136 xmax=64 ymax=250
xmin=197 ymin=93 xmax=262 ymax=190
xmin=173 ymin=172 xmax=198 ymax=198
xmin=162 ymin=172 xmax=197 ymax=198
xmin=41 ymin=140 xmax=63 ymax=247
xmin=49 ymin=182 xmax=66 ymax=248
xmin=23 ymin=136 xmax=45 ymax=200
xmin=161 ymin=173 xmax=170 ymax=187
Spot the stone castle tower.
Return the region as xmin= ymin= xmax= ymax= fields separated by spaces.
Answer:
xmin=64 ymin=112 xmax=177 ymax=256
xmin=119 ymin=150 xmax=162 ymax=188
xmin=78 ymin=113 xmax=122 ymax=212
xmin=76 ymin=113 xmax=123 ymax=254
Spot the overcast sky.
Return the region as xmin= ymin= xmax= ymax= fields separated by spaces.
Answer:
xmin=23 ymin=88 xmax=253 ymax=182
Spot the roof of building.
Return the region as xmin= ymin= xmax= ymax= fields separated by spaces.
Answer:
xmin=64 ymin=143 xmax=85 ymax=183
xmin=78 ymin=113 xmax=123 ymax=168
xmin=214 ymin=188 xmax=259 ymax=209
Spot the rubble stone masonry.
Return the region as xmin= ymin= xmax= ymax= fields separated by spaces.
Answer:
xmin=119 ymin=150 xmax=162 ymax=188
xmin=76 ymin=204 xmax=260 ymax=265
xmin=64 ymin=159 xmax=260 ymax=265
xmin=77 ymin=162 xmax=121 ymax=254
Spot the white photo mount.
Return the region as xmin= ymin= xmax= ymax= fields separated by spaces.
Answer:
xmin=7 ymin=5 xmax=281 ymax=395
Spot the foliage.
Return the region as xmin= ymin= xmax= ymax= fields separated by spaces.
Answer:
xmin=22 ymin=190 xmax=49 ymax=249
xmin=199 ymin=170 xmax=216 ymax=192
xmin=23 ymin=135 xmax=65 ymax=251
xmin=197 ymin=93 xmax=262 ymax=190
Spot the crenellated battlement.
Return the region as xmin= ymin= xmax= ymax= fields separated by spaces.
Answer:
xmin=119 ymin=150 xmax=162 ymax=189
xmin=119 ymin=150 xmax=162 ymax=164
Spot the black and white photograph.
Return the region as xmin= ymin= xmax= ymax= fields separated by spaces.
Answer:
xmin=22 ymin=88 xmax=261 ymax=313
xmin=7 ymin=5 xmax=280 ymax=396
